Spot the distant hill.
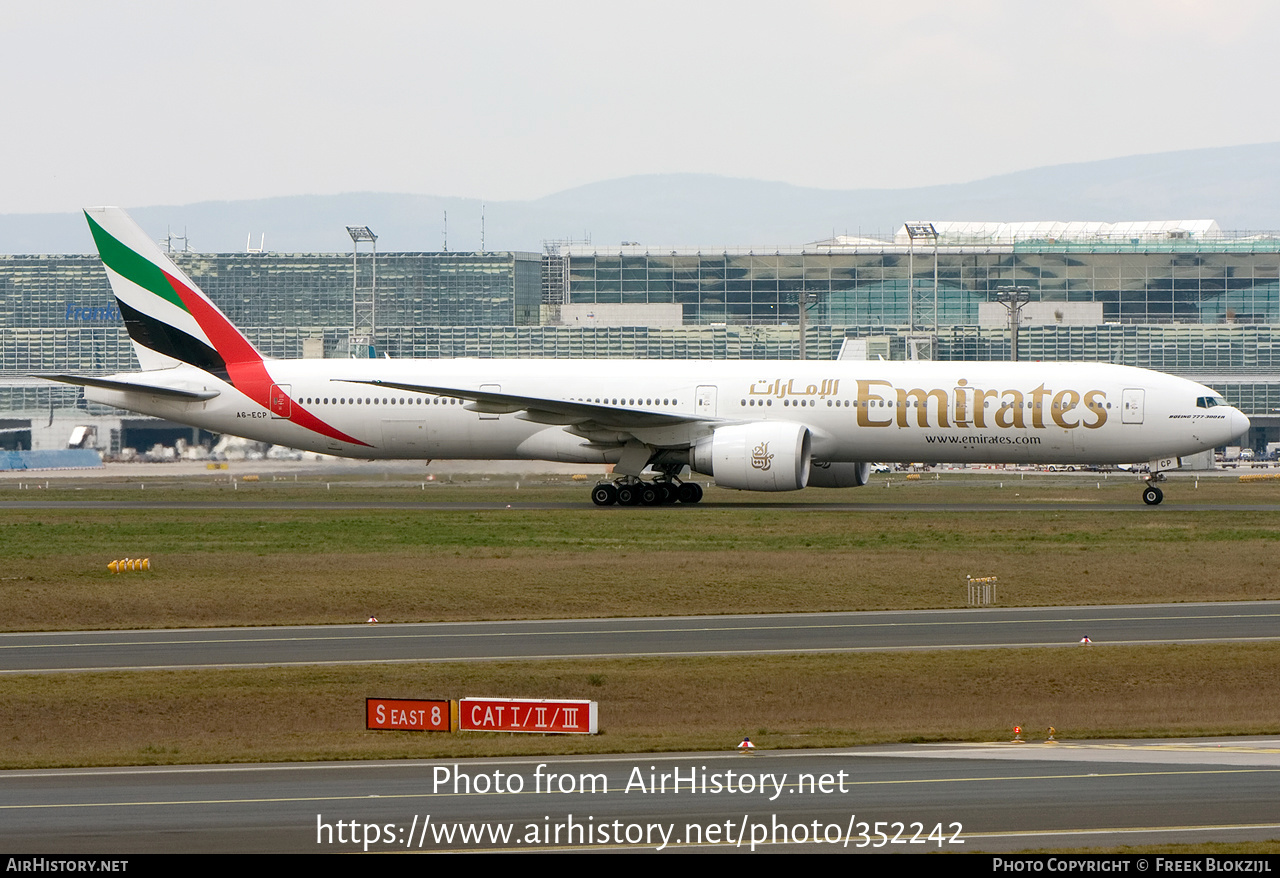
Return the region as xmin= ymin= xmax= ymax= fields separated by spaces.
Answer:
xmin=6 ymin=142 xmax=1280 ymax=254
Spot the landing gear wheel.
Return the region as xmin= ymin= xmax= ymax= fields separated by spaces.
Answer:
xmin=617 ymin=485 xmax=643 ymax=506
xmin=1142 ymin=485 xmax=1164 ymax=506
xmin=637 ymin=484 xmax=661 ymax=506
xmin=591 ymin=483 xmax=618 ymax=506
xmin=677 ymin=482 xmax=704 ymax=504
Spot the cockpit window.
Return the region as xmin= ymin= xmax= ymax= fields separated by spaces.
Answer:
xmin=1196 ymin=395 xmax=1227 ymax=409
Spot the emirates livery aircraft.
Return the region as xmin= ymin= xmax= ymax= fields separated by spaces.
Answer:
xmin=44 ymin=207 xmax=1249 ymax=507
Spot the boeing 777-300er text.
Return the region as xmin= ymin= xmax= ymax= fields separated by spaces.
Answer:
xmin=42 ymin=207 xmax=1249 ymax=506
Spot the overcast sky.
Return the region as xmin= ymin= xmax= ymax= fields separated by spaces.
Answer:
xmin=5 ymin=0 xmax=1279 ymax=215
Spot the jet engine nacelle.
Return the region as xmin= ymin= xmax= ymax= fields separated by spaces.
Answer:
xmin=806 ymin=461 xmax=871 ymax=488
xmin=692 ymin=421 xmax=811 ymax=491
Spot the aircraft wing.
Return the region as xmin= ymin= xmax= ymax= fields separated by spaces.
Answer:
xmin=339 ymin=378 xmax=705 ymax=431
xmin=37 ymin=374 xmax=221 ymax=401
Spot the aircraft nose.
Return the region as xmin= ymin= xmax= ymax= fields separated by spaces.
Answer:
xmin=1229 ymin=406 xmax=1250 ymax=441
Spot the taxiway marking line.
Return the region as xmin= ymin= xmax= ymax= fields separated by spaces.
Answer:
xmin=3 ymin=610 xmax=1277 ymax=652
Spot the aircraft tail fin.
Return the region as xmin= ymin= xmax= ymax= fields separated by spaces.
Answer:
xmin=84 ymin=206 xmax=264 ymax=379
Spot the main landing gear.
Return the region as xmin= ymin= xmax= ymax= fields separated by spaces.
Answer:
xmin=590 ymin=477 xmax=704 ymax=506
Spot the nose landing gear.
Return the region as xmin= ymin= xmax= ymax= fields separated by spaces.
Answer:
xmin=1141 ymin=467 xmax=1168 ymax=506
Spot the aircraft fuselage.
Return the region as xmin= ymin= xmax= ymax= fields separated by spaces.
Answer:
xmin=85 ymin=358 xmax=1248 ymax=468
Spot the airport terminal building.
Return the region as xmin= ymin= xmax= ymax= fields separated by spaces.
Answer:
xmin=2 ymin=219 xmax=1278 ymax=455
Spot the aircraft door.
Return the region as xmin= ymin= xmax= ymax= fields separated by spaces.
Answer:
xmin=696 ymin=385 xmax=717 ymax=417
xmin=382 ymin=419 xmax=426 ymax=455
xmin=269 ymin=384 xmax=291 ymax=419
xmin=1122 ymin=388 xmax=1144 ymax=424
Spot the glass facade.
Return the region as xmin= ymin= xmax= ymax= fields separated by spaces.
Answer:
xmin=563 ymin=241 xmax=1280 ymax=327
xmin=0 ymin=250 xmax=542 ymax=369
xmin=178 ymin=250 xmax=544 ymax=340
xmin=552 ymin=238 xmax=1280 ymax=435
xmin=0 ymin=250 xmax=539 ymax=415
xmin=2 ymin=234 xmax=1280 ymax=432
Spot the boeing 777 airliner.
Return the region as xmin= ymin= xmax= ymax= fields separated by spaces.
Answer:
xmin=42 ymin=207 xmax=1249 ymax=506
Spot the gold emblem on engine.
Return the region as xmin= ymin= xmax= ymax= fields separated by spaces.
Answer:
xmin=751 ymin=441 xmax=774 ymax=471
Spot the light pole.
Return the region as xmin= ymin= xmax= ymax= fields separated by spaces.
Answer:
xmin=993 ymin=286 xmax=1032 ymax=362
xmin=904 ymin=222 xmax=939 ymax=361
xmin=797 ymin=289 xmax=816 ymax=360
xmin=904 ymin=222 xmax=939 ymax=334
xmin=347 ymin=225 xmax=377 ymax=358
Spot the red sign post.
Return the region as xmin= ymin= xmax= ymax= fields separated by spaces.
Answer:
xmin=459 ymin=697 xmax=598 ymax=734
xmin=365 ymin=698 xmax=451 ymax=732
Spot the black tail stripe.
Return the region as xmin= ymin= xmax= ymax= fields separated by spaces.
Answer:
xmin=116 ymin=298 xmax=231 ymax=382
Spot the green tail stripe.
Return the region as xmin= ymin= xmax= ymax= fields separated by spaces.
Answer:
xmin=85 ymin=212 xmax=188 ymax=313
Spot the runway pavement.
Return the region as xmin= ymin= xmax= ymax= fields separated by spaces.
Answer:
xmin=4 ymin=739 xmax=1279 ymax=853
xmin=5 ymin=499 xmax=1280 ymax=512
xmin=2 ymin=602 xmax=1277 ymax=674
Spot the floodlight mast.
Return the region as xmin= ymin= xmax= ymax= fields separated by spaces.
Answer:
xmin=904 ymin=222 xmax=939 ymax=360
xmin=347 ymin=225 xmax=377 ymax=359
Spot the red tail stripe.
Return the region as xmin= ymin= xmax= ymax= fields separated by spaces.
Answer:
xmin=163 ymin=271 xmax=371 ymax=448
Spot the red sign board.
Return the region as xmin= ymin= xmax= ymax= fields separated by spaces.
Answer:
xmin=459 ymin=697 xmax=598 ymax=734
xmin=366 ymin=698 xmax=451 ymax=732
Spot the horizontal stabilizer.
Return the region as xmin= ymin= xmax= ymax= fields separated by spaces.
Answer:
xmin=37 ymin=374 xmax=221 ymax=401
